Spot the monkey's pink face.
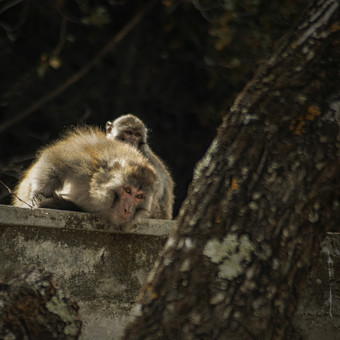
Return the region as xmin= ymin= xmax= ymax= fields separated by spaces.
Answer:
xmin=112 ymin=185 xmax=145 ymax=224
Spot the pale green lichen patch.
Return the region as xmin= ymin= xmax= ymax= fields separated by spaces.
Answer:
xmin=203 ymin=234 xmax=254 ymax=280
xmin=203 ymin=234 xmax=238 ymax=263
xmin=46 ymin=296 xmax=75 ymax=323
xmin=64 ymin=322 xmax=81 ymax=336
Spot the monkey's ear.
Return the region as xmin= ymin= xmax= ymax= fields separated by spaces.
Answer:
xmin=106 ymin=121 xmax=113 ymax=133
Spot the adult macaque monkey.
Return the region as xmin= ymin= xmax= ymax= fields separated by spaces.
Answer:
xmin=13 ymin=126 xmax=158 ymax=226
xmin=106 ymin=114 xmax=174 ymax=219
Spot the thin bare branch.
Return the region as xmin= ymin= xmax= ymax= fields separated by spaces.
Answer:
xmin=0 ymin=0 xmax=23 ymax=16
xmin=52 ymin=16 xmax=67 ymax=57
xmin=0 ymin=0 xmax=157 ymax=134
xmin=0 ymin=179 xmax=33 ymax=208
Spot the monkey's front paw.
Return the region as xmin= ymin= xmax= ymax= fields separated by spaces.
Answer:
xmin=32 ymin=193 xmax=56 ymax=208
xmin=32 ymin=193 xmax=44 ymax=207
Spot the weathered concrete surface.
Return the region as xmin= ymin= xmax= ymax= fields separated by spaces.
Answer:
xmin=0 ymin=204 xmax=339 ymax=339
xmin=0 ymin=205 xmax=175 ymax=339
xmin=0 ymin=204 xmax=174 ymax=236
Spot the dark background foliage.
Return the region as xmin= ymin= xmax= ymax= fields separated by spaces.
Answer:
xmin=0 ymin=0 xmax=308 ymax=215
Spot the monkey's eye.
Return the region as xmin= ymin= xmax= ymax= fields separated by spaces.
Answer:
xmin=124 ymin=186 xmax=132 ymax=194
xmin=136 ymin=194 xmax=144 ymax=200
xmin=125 ymin=130 xmax=133 ymax=136
xmin=135 ymin=132 xmax=141 ymax=138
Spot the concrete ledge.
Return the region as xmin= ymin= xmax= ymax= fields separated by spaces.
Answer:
xmin=0 ymin=204 xmax=175 ymax=236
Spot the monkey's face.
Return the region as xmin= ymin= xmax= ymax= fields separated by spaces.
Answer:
xmin=118 ymin=130 xmax=144 ymax=149
xmin=111 ymin=185 xmax=145 ymax=224
xmin=90 ymin=166 xmax=154 ymax=226
xmin=106 ymin=117 xmax=147 ymax=149
xmin=90 ymin=182 xmax=147 ymax=226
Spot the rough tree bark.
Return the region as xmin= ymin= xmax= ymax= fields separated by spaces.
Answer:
xmin=0 ymin=268 xmax=81 ymax=339
xmin=123 ymin=0 xmax=340 ymax=339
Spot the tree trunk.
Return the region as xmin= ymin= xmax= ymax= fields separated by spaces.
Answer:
xmin=123 ymin=0 xmax=340 ymax=339
xmin=0 ymin=268 xmax=81 ymax=339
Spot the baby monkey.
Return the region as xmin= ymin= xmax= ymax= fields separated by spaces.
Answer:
xmin=13 ymin=126 xmax=158 ymax=226
xmin=106 ymin=114 xmax=174 ymax=219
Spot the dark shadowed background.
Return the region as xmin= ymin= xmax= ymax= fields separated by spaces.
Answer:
xmin=0 ymin=0 xmax=308 ymax=215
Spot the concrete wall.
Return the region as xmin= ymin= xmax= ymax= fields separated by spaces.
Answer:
xmin=0 ymin=205 xmax=174 ymax=339
xmin=0 ymin=204 xmax=339 ymax=339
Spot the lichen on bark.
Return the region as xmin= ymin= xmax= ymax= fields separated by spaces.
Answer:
xmin=203 ymin=234 xmax=255 ymax=280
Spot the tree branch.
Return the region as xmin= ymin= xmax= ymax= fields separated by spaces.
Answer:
xmin=0 ymin=0 xmax=157 ymax=134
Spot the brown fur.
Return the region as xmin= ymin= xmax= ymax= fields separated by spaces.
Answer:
xmin=106 ymin=114 xmax=175 ymax=219
xmin=13 ymin=126 xmax=158 ymax=226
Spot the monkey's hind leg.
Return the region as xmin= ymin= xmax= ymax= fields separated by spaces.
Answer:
xmin=29 ymin=164 xmax=63 ymax=209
